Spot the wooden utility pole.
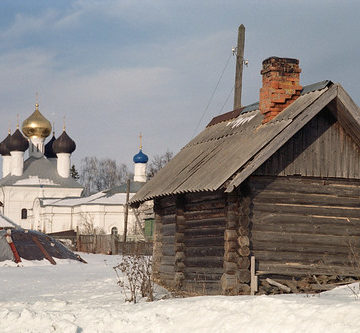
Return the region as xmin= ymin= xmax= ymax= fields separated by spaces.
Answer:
xmin=233 ymin=24 xmax=245 ymax=110
xmin=123 ymin=178 xmax=131 ymax=242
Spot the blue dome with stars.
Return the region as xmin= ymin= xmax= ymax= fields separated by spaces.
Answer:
xmin=133 ymin=149 xmax=148 ymax=164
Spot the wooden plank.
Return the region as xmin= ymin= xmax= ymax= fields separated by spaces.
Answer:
xmin=184 ymin=227 xmax=224 ymax=238
xmin=252 ymin=250 xmax=353 ymax=266
xmin=184 ymin=236 xmax=224 ymax=247
xmin=161 ymin=214 xmax=176 ymax=225
xmin=252 ymin=191 xmax=360 ymax=207
xmin=251 ymin=230 xmax=360 ymax=247
xmin=162 ymin=223 xmax=176 ymax=236
xmin=226 ymin=84 xmax=338 ymax=192
xmin=251 ymin=239 xmax=353 ymax=255
xmin=184 ymin=266 xmax=224 ymax=275
xmin=253 ymin=202 xmax=360 ymax=218
xmin=31 ymin=236 xmax=56 ymax=265
xmin=184 ymin=201 xmax=226 ymax=212
xmin=185 ymin=256 xmax=224 ymax=268
xmin=252 ymin=220 xmax=360 ymax=237
xmin=185 ymin=217 xmax=226 ymax=229
xmin=250 ymin=176 xmax=360 ymax=197
xmin=185 ymin=246 xmax=224 ymax=257
xmin=161 ymin=255 xmax=175 ymax=266
xmin=184 ymin=209 xmax=225 ymax=221
xmin=257 ymin=261 xmax=360 ymax=277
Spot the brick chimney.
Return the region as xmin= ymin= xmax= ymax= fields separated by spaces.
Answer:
xmin=259 ymin=57 xmax=302 ymax=124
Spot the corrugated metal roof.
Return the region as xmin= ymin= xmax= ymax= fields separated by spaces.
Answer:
xmin=130 ymin=81 xmax=335 ymax=204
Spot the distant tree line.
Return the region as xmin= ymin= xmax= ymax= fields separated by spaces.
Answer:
xmin=72 ymin=151 xmax=173 ymax=196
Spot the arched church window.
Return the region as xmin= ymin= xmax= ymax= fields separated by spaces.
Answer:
xmin=111 ymin=227 xmax=118 ymax=235
xmin=21 ymin=208 xmax=28 ymax=219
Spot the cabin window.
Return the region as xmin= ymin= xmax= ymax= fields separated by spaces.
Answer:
xmin=111 ymin=227 xmax=118 ymax=235
xmin=21 ymin=208 xmax=28 ymax=219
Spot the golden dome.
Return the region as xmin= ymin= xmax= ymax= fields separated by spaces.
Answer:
xmin=22 ymin=103 xmax=52 ymax=138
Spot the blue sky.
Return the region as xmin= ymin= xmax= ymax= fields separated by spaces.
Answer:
xmin=0 ymin=0 xmax=359 ymax=169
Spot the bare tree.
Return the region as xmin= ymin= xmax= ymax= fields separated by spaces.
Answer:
xmin=79 ymin=157 xmax=131 ymax=196
xmin=147 ymin=150 xmax=173 ymax=179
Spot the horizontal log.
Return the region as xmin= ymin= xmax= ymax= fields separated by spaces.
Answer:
xmin=159 ymin=264 xmax=175 ymax=274
xmin=175 ymin=232 xmax=184 ymax=242
xmin=224 ymin=230 xmax=238 ymax=241
xmin=185 ymin=191 xmax=225 ymax=203
xmin=238 ymin=256 xmax=250 ymax=269
xmin=185 ymin=217 xmax=226 ymax=229
xmin=161 ymin=255 xmax=175 ymax=266
xmin=238 ymin=225 xmax=250 ymax=236
xmin=253 ymin=202 xmax=360 ymax=219
xmin=224 ymin=251 xmax=238 ymax=263
xmin=223 ymin=261 xmax=237 ymax=274
xmin=162 ymin=223 xmax=176 ymax=236
xmin=185 ymin=272 xmax=223 ymax=282
xmin=252 ymin=239 xmax=353 ymax=255
xmin=175 ymin=243 xmax=185 ymax=252
xmin=237 ymin=236 xmax=250 ymax=247
xmin=250 ymin=176 xmax=360 ymax=197
xmin=239 ymin=216 xmax=250 ymax=228
xmin=185 ymin=256 xmax=223 ymax=268
xmin=161 ymin=214 xmax=176 ymax=225
xmin=256 ymin=261 xmax=360 ymax=277
xmin=224 ymin=241 xmax=237 ymax=253
xmin=186 ymin=246 xmax=224 ymax=258
xmin=184 ymin=227 xmax=224 ymax=239
xmin=184 ymin=209 xmax=225 ymax=221
xmin=175 ymin=262 xmax=185 ymax=271
xmin=161 ymin=235 xmax=175 ymax=245
xmin=253 ymin=190 xmax=360 ymax=208
xmin=175 ymin=251 xmax=185 ymax=262
xmin=252 ymin=219 xmax=360 ymax=237
xmin=226 ymin=219 xmax=238 ymax=229
xmin=185 ymin=201 xmax=226 ymax=212
xmin=162 ymin=245 xmax=175 ymax=256
xmin=159 ymin=196 xmax=176 ymax=208
xmin=161 ymin=206 xmax=177 ymax=216
xmin=251 ymin=230 xmax=360 ymax=247
xmin=185 ymin=236 xmax=224 ymax=247
xmin=237 ymin=246 xmax=250 ymax=257
xmin=252 ymin=249 xmax=353 ymax=266
xmin=184 ymin=266 xmax=224 ymax=275
xmin=174 ymin=272 xmax=185 ymax=283
xmin=237 ymin=269 xmax=251 ymax=283
xmin=221 ymin=273 xmax=237 ymax=292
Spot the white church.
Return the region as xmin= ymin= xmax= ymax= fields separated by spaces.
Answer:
xmin=0 ymin=102 xmax=150 ymax=238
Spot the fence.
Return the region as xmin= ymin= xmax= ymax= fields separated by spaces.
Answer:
xmin=49 ymin=232 xmax=153 ymax=255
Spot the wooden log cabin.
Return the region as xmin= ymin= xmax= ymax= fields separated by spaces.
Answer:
xmin=130 ymin=56 xmax=360 ymax=295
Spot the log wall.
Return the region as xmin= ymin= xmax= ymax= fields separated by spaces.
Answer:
xmin=249 ymin=176 xmax=360 ymax=285
xmin=254 ymin=109 xmax=360 ymax=178
xmin=182 ymin=191 xmax=226 ymax=294
xmin=153 ymin=191 xmax=227 ymax=294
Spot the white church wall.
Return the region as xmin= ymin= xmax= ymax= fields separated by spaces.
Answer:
xmin=2 ymin=186 xmax=83 ymax=229
xmin=32 ymin=201 xmax=138 ymax=236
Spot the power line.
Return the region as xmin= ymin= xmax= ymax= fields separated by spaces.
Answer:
xmin=191 ymin=52 xmax=233 ymax=138
xmin=218 ymin=85 xmax=235 ymax=115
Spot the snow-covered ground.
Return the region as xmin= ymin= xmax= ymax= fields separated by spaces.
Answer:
xmin=1 ymin=253 xmax=360 ymax=333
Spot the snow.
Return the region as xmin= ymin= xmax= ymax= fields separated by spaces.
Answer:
xmin=40 ymin=191 xmax=131 ymax=207
xmin=14 ymin=176 xmax=58 ymax=186
xmin=1 ymin=253 xmax=360 ymax=332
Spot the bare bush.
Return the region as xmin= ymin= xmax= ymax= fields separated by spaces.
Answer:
xmin=113 ymin=255 xmax=153 ymax=303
